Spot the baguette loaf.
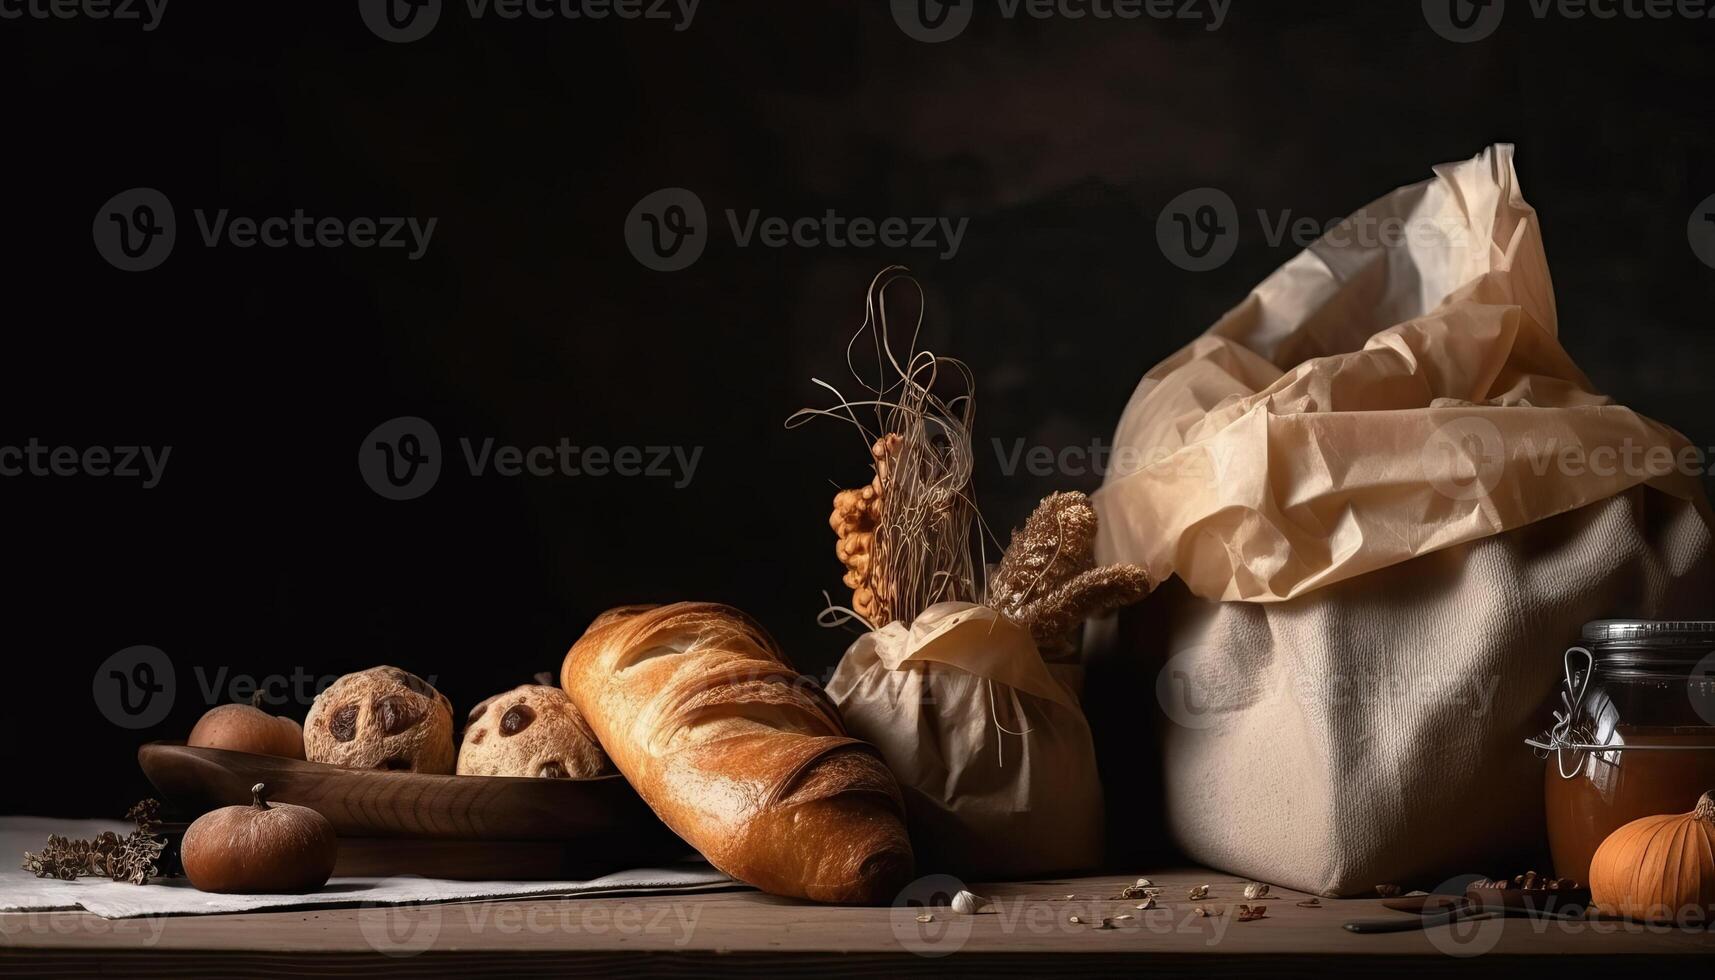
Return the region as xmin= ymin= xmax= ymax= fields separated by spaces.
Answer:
xmin=560 ymin=602 xmax=913 ymax=904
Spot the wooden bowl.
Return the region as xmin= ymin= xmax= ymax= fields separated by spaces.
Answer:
xmin=139 ymin=742 xmax=691 ymax=879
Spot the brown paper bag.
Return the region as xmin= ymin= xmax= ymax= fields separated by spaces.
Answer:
xmin=1088 ymin=145 xmax=1714 ymax=894
xmin=826 ymin=602 xmax=1104 ymax=879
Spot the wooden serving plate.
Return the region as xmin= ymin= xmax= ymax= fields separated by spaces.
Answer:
xmin=139 ymin=743 xmax=694 ymax=879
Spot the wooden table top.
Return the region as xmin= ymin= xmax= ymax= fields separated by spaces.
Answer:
xmin=4 ymin=868 xmax=1711 ymax=976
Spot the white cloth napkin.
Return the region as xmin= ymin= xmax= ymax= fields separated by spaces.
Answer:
xmin=1 ymin=817 xmax=737 ymax=919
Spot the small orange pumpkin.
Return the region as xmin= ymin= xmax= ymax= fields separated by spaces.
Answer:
xmin=1589 ymin=790 xmax=1715 ymax=923
xmin=188 ymin=696 xmax=305 ymax=759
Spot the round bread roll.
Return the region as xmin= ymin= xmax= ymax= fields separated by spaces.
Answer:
xmin=458 ymin=684 xmax=610 ymax=779
xmin=303 ymin=666 xmax=454 ymax=773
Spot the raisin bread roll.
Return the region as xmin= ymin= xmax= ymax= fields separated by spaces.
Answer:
xmin=561 ymin=603 xmax=913 ymax=904
xmin=303 ymin=666 xmax=454 ymax=773
xmin=458 ymin=684 xmax=610 ymax=779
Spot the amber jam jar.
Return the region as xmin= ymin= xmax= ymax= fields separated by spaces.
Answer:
xmin=1533 ymin=621 xmax=1715 ymax=882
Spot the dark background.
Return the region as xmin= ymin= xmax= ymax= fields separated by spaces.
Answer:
xmin=3 ymin=0 xmax=1712 ymax=819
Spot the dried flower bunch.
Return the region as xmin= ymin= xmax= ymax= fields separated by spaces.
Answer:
xmin=22 ymin=799 xmax=166 ymax=885
xmin=830 ymin=434 xmax=900 ymax=624
xmin=791 ymin=267 xmax=980 ymax=629
xmin=798 ymin=269 xmax=1154 ymax=644
xmin=985 ymin=491 xmax=1151 ymax=656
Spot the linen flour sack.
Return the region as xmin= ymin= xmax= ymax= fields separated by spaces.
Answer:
xmin=1085 ymin=145 xmax=1715 ymax=895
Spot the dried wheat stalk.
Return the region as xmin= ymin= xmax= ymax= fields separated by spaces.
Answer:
xmin=986 ymin=491 xmax=1152 ymax=652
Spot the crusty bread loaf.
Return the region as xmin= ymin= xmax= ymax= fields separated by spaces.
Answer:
xmin=561 ymin=603 xmax=913 ymax=904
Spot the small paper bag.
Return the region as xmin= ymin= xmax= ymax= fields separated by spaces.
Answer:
xmin=826 ymin=602 xmax=1104 ymax=879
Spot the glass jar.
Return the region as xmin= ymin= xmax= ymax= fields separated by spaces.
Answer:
xmin=1534 ymin=621 xmax=1715 ymax=883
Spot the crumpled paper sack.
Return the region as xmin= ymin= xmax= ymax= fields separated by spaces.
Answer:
xmin=826 ymin=602 xmax=1104 ymax=879
xmin=1088 ymin=144 xmax=1714 ymax=894
xmin=1096 ymin=144 xmax=1706 ymax=600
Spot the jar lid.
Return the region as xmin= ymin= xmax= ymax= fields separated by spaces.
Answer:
xmin=1581 ymin=620 xmax=1715 ymax=670
xmin=1583 ymin=620 xmax=1715 ymax=642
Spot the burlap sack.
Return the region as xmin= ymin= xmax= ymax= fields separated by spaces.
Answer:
xmin=826 ymin=602 xmax=1104 ymax=879
xmin=1087 ymin=145 xmax=1715 ymax=895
